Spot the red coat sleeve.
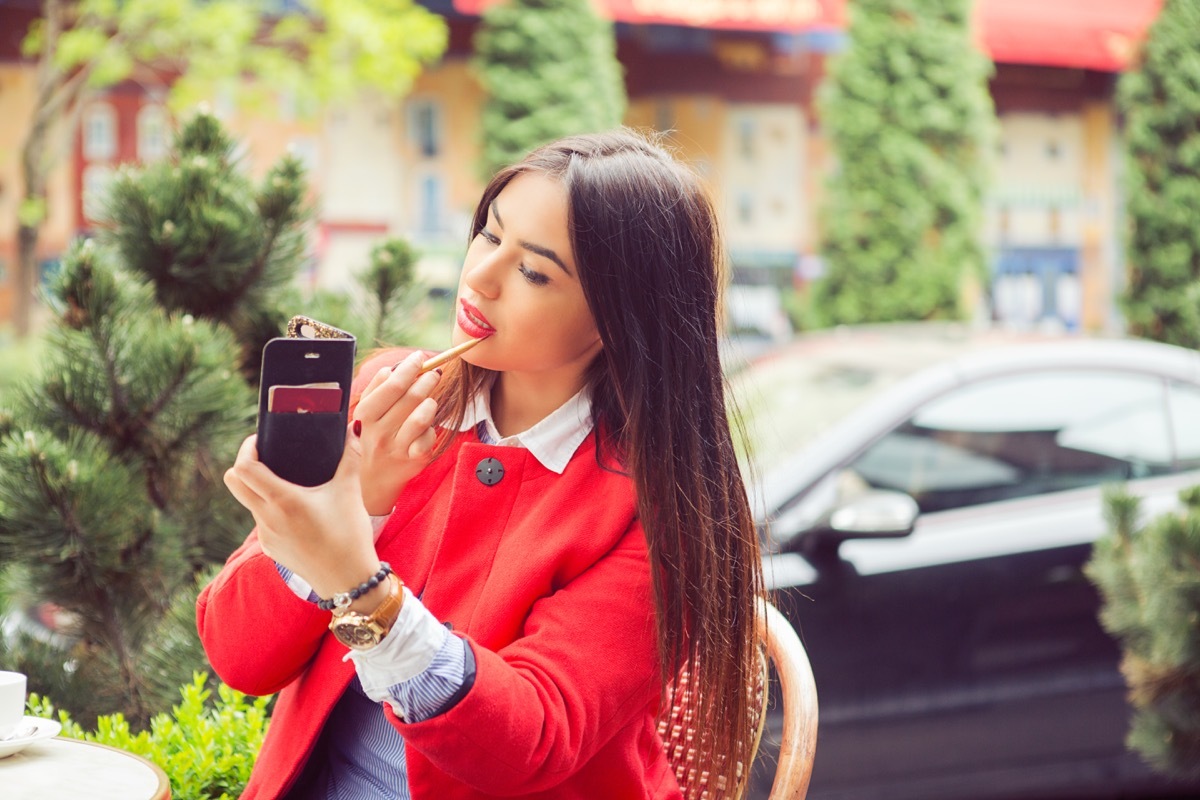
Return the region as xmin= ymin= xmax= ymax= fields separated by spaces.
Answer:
xmin=394 ymin=520 xmax=662 ymax=794
xmin=196 ymin=530 xmax=331 ymax=696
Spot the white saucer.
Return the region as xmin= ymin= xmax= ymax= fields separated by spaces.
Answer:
xmin=0 ymin=716 xmax=62 ymax=758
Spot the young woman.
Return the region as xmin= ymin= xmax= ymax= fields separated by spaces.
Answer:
xmin=199 ymin=130 xmax=764 ymax=799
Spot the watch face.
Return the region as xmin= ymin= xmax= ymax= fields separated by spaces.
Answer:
xmin=327 ymin=576 xmax=400 ymax=651
xmin=331 ymin=618 xmax=382 ymax=650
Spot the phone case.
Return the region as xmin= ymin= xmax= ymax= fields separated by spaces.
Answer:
xmin=257 ymin=332 xmax=356 ymax=486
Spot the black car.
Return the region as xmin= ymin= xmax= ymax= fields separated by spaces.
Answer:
xmin=748 ymin=338 xmax=1200 ymax=799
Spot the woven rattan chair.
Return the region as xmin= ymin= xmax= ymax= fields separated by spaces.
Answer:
xmin=657 ymin=597 xmax=818 ymax=800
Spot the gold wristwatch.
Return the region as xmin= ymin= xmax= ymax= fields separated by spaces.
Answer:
xmin=329 ymin=574 xmax=404 ymax=651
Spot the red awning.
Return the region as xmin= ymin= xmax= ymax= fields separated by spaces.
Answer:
xmin=975 ymin=0 xmax=1161 ymax=71
xmin=452 ymin=0 xmax=844 ymax=32
xmin=452 ymin=0 xmax=1162 ymax=71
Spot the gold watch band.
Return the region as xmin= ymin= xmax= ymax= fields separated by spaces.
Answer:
xmin=370 ymin=573 xmax=404 ymax=630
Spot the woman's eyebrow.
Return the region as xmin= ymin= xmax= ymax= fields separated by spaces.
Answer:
xmin=491 ymin=199 xmax=573 ymax=277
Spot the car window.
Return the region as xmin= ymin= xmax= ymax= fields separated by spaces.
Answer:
xmin=1168 ymin=380 xmax=1200 ymax=470
xmin=847 ymin=371 xmax=1173 ymax=513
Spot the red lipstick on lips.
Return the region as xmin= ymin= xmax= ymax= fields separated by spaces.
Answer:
xmin=458 ymin=300 xmax=496 ymax=339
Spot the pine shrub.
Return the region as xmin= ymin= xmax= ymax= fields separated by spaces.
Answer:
xmin=1086 ymin=486 xmax=1200 ymax=778
xmin=0 ymin=113 xmax=417 ymax=727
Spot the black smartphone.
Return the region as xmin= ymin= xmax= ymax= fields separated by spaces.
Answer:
xmin=256 ymin=335 xmax=357 ymax=486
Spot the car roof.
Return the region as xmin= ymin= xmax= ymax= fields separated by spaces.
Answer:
xmin=751 ymin=337 xmax=1200 ymax=521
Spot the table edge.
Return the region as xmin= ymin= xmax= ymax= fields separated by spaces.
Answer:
xmin=56 ymin=737 xmax=171 ymax=800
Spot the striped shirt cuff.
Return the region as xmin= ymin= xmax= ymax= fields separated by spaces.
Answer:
xmin=348 ymin=589 xmax=465 ymax=718
xmin=275 ymin=562 xmax=318 ymax=603
xmin=381 ymin=633 xmax=469 ymax=722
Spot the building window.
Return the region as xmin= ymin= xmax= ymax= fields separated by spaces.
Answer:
xmin=418 ymin=174 xmax=445 ymax=235
xmin=655 ymin=99 xmax=674 ymax=132
xmin=82 ymin=165 xmax=115 ymax=221
xmin=137 ymin=105 xmax=168 ymax=162
xmin=409 ymin=100 xmax=442 ymax=159
xmin=83 ymin=103 xmax=117 ymax=162
xmin=738 ymin=117 xmax=757 ymax=160
xmin=288 ymin=136 xmax=319 ymax=174
xmin=737 ymin=191 xmax=754 ymax=225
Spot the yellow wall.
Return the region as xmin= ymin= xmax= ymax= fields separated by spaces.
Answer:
xmin=404 ymin=57 xmax=488 ymax=223
xmin=0 ymin=67 xmax=77 ymax=263
xmin=0 ymin=64 xmax=78 ymax=324
xmin=220 ymin=92 xmax=322 ymax=184
xmin=1080 ymin=100 xmax=1118 ymax=333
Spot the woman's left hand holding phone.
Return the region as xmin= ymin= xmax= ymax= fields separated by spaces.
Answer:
xmin=223 ymin=426 xmax=380 ymax=602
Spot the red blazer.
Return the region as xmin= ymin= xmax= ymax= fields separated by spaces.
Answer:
xmin=197 ymin=376 xmax=681 ymax=798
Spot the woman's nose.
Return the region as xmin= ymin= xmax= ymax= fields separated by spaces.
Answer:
xmin=464 ymin=252 xmax=502 ymax=299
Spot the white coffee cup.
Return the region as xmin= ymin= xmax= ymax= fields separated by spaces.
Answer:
xmin=0 ymin=671 xmax=27 ymax=739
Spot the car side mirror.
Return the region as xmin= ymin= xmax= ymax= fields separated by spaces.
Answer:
xmin=790 ymin=489 xmax=919 ymax=565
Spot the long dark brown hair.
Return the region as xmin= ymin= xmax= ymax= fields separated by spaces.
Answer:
xmin=434 ymin=129 xmax=764 ymax=793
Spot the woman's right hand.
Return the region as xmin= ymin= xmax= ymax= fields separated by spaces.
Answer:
xmin=352 ymin=350 xmax=441 ymax=515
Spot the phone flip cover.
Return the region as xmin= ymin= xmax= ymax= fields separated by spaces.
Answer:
xmin=257 ymin=329 xmax=357 ymax=487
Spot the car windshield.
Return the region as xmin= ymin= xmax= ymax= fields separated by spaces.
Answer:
xmin=853 ymin=370 xmax=1174 ymax=513
xmin=729 ymin=323 xmax=1027 ymax=473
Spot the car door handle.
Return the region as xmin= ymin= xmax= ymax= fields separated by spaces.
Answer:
xmin=1043 ymin=564 xmax=1083 ymax=584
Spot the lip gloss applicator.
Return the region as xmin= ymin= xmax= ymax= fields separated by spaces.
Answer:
xmin=419 ymin=337 xmax=485 ymax=374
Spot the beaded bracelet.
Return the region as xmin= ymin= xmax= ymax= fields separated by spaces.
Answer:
xmin=317 ymin=562 xmax=393 ymax=612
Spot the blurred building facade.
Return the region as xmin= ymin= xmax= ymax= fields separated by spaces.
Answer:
xmin=0 ymin=0 xmax=1162 ymax=333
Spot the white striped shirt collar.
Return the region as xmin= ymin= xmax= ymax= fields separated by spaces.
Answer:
xmin=455 ymin=378 xmax=594 ymax=474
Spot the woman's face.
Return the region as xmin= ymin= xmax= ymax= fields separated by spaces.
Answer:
xmin=454 ymin=172 xmax=602 ymax=385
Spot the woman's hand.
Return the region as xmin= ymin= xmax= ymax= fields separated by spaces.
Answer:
xmin=223 ymin=426 xmax=379 ymax=600
xmin=352 ymin=351 xmax=442 ymax=515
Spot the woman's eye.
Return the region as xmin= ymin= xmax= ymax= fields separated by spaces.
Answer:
xmin=519 ymin=265 xmax=550 ymax=286
xmin=479 ymin=228 xmax=500 ymax=245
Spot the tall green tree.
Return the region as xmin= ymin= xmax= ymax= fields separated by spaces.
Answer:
xmin=13 ymin=0 xmax=446 ymax=337
xmin=473 ymin=0 xmax=626 ymax=178
xmin=814 ymin=0 xmax=995 ymax=324
xmin=1086 ymin=487 xmax=1200 ymax=779
xmin=1119 ymin=0 xmax=1200 ymax=347
xmin=0 ymin=114 xmax=418 ymax=727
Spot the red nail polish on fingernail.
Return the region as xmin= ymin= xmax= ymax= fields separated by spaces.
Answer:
xmin=353 ymin=420 xmax=362 ymax=437
xmin=435 ymin=368 xmax=443 ymax=376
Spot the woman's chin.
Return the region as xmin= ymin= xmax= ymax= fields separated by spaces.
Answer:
xmin=460 ymin=343 xmax=496 ymax=370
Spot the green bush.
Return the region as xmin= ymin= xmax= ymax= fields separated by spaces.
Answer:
xmin=815 ymin=0 xmax=995 ymax=324
xmin=27 ymin=672 xmax=271 ymax=800
xmin=474 ymin=0 xmax=625 ymax=178
xmin=1086 ymin=486 xmax=1200 ymax=778
xmin=1118 ymin=0 xmax=1200 ymax=348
